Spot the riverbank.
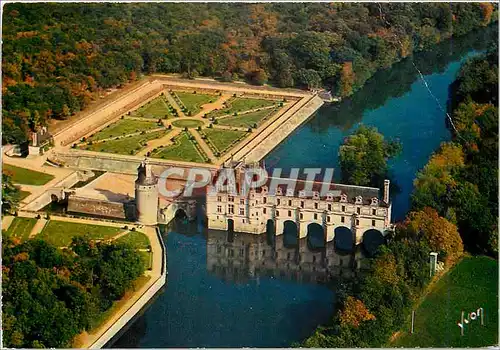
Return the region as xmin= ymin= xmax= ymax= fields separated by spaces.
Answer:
xmin=390 ymin=256 xmax=498 ymax=347
xmin=2 ymin=210 xmax=167 ymax=349
xmin=80 ymin=225 xmax=166 ymax=349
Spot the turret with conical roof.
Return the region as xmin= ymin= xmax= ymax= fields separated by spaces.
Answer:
xmin=135 ymin=159 xmax=158 ymax=225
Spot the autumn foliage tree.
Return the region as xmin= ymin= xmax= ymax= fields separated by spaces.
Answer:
xmin=404 ymin=207 xmax=464 ymax=265
xmin=339 ymin=296 xmax=376 ymax=328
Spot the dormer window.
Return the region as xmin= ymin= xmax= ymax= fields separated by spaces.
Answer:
xmin=299 ymin=190 xmax=306 ymax=198
xmin=371 ymin=197 xmax=379 ymax=206
xmin=313 ymin=191 xmax=320 ymax=199
xmin=355 ymin=196 xmax=363 ymax=204
xmin=276 ymin=187 xmax=283 ymax=195
xmin=340 ymin=194 xmax=348 ymax=203
xmin=262 ymin=186 xmax=268 ymax=194
xmin=326 ymin=192 xmax=334 ymax=201
xmin=286 ymin=188 xmax=294 ymax=197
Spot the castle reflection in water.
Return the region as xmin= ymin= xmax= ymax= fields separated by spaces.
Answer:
xmin=205 ymin=230 xmax=368 ymax=284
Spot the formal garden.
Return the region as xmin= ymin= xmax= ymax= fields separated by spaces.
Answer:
xmin=74 ymin=89 xmax=292 ymax=164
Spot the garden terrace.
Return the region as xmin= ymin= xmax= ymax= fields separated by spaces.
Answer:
xmin=87 ymin=118 xmax=162 ymax=141
xmin=209 ymin=97 xmax=279 ymax=118
xmin=78 ymin=130 xmax=167 ymax=155
xmin=150 ymin=131 xmax=209 ymax=163
xmin=201 ymin=128 xmax=248 ymax=156
xmin=217 ymin=107 xmax=280 ymax=128
xmin=130 ymin=95 xmax=177 ymax=119
xmin=170 ymin=91 xmax=216 ymax=116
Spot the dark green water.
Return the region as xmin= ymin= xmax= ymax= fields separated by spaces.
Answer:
xmin=112 ymin=27 xmax=497 ymax=348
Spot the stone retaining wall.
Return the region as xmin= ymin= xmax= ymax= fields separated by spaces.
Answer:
xmin=232 ymin=95 xmax=324 ymax=162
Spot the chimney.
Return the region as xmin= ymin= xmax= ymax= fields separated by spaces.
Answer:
xmin=383 ymin=179 xmax=390 ymax=203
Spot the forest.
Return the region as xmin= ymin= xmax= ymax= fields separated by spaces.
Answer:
xmin=2 ymin=235 xmax=146 ymax=348
xmin=2 ymin=2 xmax=496 ymax=144
xmin=304 ymin=47 xmax=498 ymax=347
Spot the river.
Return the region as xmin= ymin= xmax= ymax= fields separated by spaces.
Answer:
xmin=112 ymin=26 xmax=497 ymax=348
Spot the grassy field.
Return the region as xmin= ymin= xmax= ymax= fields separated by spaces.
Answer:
xmin=87 ymin=118 xmax=160 ymax=141
xmin=116 ymin=230 xmax=150 ymax=249
xmin=133 ymin=96 xmax=174 ymax=119
xmin=175 ymin=92 xmax=214 ymax=115
xmin=218 ymin=108 xmax=276 ymax=128
xmin=19 ymin=190 xmax=31 ymax=201
xmin=4 ymin=217 xmax=37 ymax=241
xmin=171 ymin=119 xmax=204 ymax=128
xmin=392 ymin=256 xmax=498 ymax=348
xmin=80 ymin=130 xmax=166 ymax=155
xmin=139 ymin=251 xmax=153 ymax=270
xmin=211 ymin=97 xmax=277 ymax=117
xmin=151 ymin=132 xmax=206 ymax=163
xmin=203 ymin=128 xmax=247 ymax=153
xmin=3 ymin=164 xmax=55 ymax=185
xmin=37 ymin=220 xmax=122 ymax=247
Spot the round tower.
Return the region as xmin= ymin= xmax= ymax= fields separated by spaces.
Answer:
xmin=135 ymin=160 xmax=159 ymax=225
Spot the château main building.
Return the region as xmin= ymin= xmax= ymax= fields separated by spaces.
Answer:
xmin=207 ymin=163 xmax=392 ymax=247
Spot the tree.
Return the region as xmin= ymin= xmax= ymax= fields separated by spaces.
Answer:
xmin=294 ymin=68 xmax=322 ymax=90
xmin=339 ymin=125 xmax=401 ymax=187
xmin=338 ymin=62 xmax=355 ymax=97
xmin=411 ymin=142 xmax=464 ymax=213
xmin=404 ymin=207 xmax=463 ymax=265
xmin=339 ymin=296 xmax=376 ymax=328
xmin=2 ymin=173 xmax=20 ymax=214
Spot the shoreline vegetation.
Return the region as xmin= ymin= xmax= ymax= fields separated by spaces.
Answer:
xmin=301 ymin=46 xmax=498 ymax=348
xmin=2 ymin=3 xmax=497 ymax=145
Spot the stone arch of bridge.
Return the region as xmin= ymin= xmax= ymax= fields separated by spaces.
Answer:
xmin=334 ymin=226 xmax=354 ymax=253
xmin=362 ymin=229 xmax=385 ymax=257
xmin=266 ymin=219 xmax=275 ymax=247
xmin=307 ymin=222 xmax=325 ymax=250
xmin=283 ymin=220 xmax=298 ymax=248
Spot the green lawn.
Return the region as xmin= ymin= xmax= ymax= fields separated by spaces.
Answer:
xmin=80 ymin=130 xmax=167 ymax=155
xmin=87 ymin=118 xmax=160 ymax=141
xmin=139 ymin=251 xmax=153 ymax=270
xmin=203 ymin=128 xmax=247 ymax=154
xmin=175 ymin=92 xmax=215 ymax=115
xmin=19 ymin=190 xmax=31 ymax=201
xmin=5 ymin=217 xmax=37 ymax=241
xmin=116 ymin=231 xmax=150 ymax=249
xmin=210 ymin=97 xmax=277 ymax=117
xmin=392 ymin=256 xmax=498 ymax=347
xmin=37 ymin=220 xmax=122 ymax=247
xmin=151 ymin=132 xmax=206 ymax=163
xmin=3 ymin=164 xmax=55 ymax=185
xmin=218 ymin=108 xmax=276 ymax=128
xmin=133 ymin=96 xmax=174 ymax=119
xmin=171 ymin=119 xmax=205 ymax=128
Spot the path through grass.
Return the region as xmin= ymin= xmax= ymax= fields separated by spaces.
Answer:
xmin=175 ymin=92 xmax=215 ymax=115
xmin=80 ymin=130 xmax=167 ymax=155
xmin=151 ymin=132 xmax=207 ymax=163
xmin=133 ymin=96 xmax=174 ymax=119
xmin=88 ymin=118 xmax=160 ymax=141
